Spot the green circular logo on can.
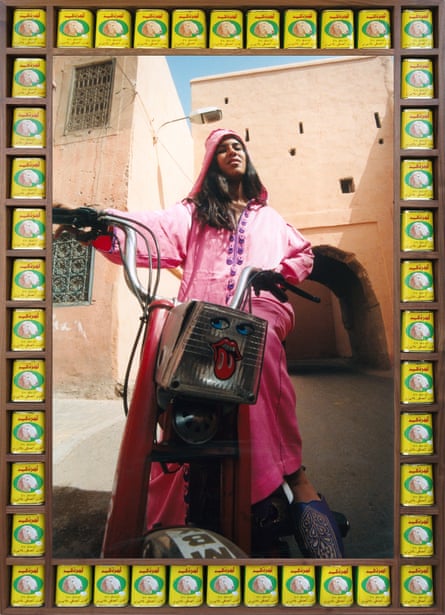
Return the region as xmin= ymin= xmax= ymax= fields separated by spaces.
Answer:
xmin=250 ymin=20 xmax=278 ymax=38
xmin=99 ymin=19 xmax=129 ymax=37
xmin=361 ymin=574 xmax=389 ymax=594
xmin=15 ymin=69 xmax=45 ymax=87
xmin=14 ymin=574 xmax=43 ymax=594
xmin=175 ymin=20 xmax=204 ymax=38
xmin=134 ymin=574 xmax=164 ymax=594
xmin=404 ymin=371 xmax=433 ymax=392
xmin=59 ymin=574 xmax=88 ymax=594
xmin=404 ymin=574 xmax=432 ymax=594
xmin=362 ymin=20 xmax=389 ymax=38
xmin=212 ymin=20 xmax=241 ymax=38
xmin=96 ymin=574 xmax=126 ymax=594
xmin=248 ymin=574 xmax=277 ymax=594
xmin=15 ymin=269 xmax=45 ymax=289
xmin=13 ymin=421 xmax=44 ymax=441
xmin=14 ymin=168 xmax=45 ymax=188
xmin=210 ymin=574 xmax=239 ymax=594
xmin=138 ymin=19 xmax=167 ymax=38
xmin=324 ymin=575 xmax=352 ymax=595
xmin=286 ymin=574 xmax=314 ymax=594
xmin=60 ymin=19 xmax=90 ymax=37
xmin=14 ymin=523 xmax=43 ymax=544
xmin=404 ymin=473 xmax=433 ymax=494
xmin=405 ymin=120 xmax=433 ymax=139
xmin=406 ymin=320 xmax=433 ymax=340
xmin=173 ymin=574 xmax=202 ymax=594
xmin=288 ymin=20 xmax=314 ymax=38
xmin=14 ymin=472 xmax=44 ymax=492
xmin=404 ymin=525 xmax=433 ymax=545
xmin=404 ymin=20 xmax=433 ymax=38
xmin=406 ymin=69 xmax=432 ymax=88
xmin=15 ymin=19 xmax=45 ymax=36
xmin=325 ymin=20 xmax=352 ymax=38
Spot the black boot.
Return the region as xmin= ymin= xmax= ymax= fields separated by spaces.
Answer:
xmin=291 ymin=495 xmax=345 ymax=558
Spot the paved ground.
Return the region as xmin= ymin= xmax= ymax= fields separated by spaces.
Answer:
xmin=53 ymin=361 xmax=393 ymax=559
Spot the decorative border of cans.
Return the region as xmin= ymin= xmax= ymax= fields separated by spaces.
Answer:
xmin=3 ymin=2 xmax=443 ymax=613
xmin=9 ymin=562 xmax=436 ymax=608
xmin=9 ymin=6 xmax=435 ymax=51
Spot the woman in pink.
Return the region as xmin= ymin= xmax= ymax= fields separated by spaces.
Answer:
xmin=93 ymin=128 xmax=344 ymax=558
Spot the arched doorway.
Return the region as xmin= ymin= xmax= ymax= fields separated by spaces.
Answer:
xmin=286 ymin=245 xmax=390 ymax=370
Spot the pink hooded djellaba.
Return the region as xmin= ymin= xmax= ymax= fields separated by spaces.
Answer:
xmin=94 ymin=128 xmax=314 ymax=528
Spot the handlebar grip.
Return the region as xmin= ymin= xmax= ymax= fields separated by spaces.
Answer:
xmin=52 ymin=206 xmax=101 ymax=228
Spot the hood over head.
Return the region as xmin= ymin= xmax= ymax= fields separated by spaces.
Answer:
xmin=188 ymin=128 xmax=267 ymax=201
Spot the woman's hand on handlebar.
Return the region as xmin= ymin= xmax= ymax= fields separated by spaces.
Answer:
xmin=52 ymin=205 xmax=110 ymax=243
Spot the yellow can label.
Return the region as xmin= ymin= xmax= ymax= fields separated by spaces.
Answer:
xmin=57 ymin=9 xmax=94 ymax=47
xmin=319 ymin=565 xmax=353 ymax=607
xmin=11 ymin=208 xmax=46 ymax=249
xmin=401 ymin=59 xmax=434 ymax=99
xmin=11 ymin=358 xmax=45 ymax=402
xmin=400 ymin=515 xmax=434 ymax=557
xmin=56 ymin=565 xmax=92 ymax=607
xmin=169 ymin=565 xmax=203 ymax=607
xmin=134 ymin=10 xmax=169 ymax=48
xmin=11 ymin=258 xmax=45 ymax=301
xmin=401 ymin=210 xmax=434 ymax=251
xmin=171 ymin=9 xmax=207 ymax=48
xmin=401 ymin=413 xmax=433 ymax=455
xmin=400 ymin=361 xmax=434 ymax=405
xmin=12 ymin=9 xmax=46 ymax=47
xmin=401 ymin=109 xmax=434 ymax=150
xmin=95 ymin=10 xmax=132 ymax=47
xmin=10 ymin=462 xmax=45 ymax=505
xmin=357 ymin=10 xmax=391 ymax=49
xmin=209 ymin=10 xmax=243 ymax=49
xmin=401 ymin=159 xmax=433 ymax=200
xmin=12 ymin=58 xmax=46 ymax=97
xmin=11 ymin=157 xmax=45 ymax=199
xmin=131 ymin=564 xmax=166 ymax=607
xmin=11 ymin=565 xmax=44 ymax=606
xmin=206 ymin=564 xmax=241 ymax=607
xmin=11 ymin=308 xmax=45 ymax=351
xmin=94 ymin=565 xmax=130 ymax=606
xmin=11 ymin=411 xmax=45 ymax=453
xmin=11 ymin=513 xmax=45 ymax=556
xmin=401 ymin=464 xmax=434 ymax=506
xmin=244 ymin=565 xmax=278 ymax=607
xmin=401 ymin=10 xmax=433 ymax=49
xmin=246 ymin=10 xmax=280 ymax=48
xmin=281 ymin=565 xmax=316 ymax=607
xmin=320 ymin=10 xmax=354 ymax=49
xmin=356 ymin=565 xmax=391 ymax=607
xmin=283 ymin=10 xmax=317 ymax=49
xmin=400 ymin=261 xmax=434 ymax=302
xmin=400 ymin=565 xmax=434 ymax=606
xmin=12 ymin=107 xmax=45 ymax=148
xmin=401 ymin=311 xmax=434 ymax=352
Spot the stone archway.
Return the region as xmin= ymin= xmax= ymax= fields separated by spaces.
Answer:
xmin=306 ymin=245 xmax=390 ymax=369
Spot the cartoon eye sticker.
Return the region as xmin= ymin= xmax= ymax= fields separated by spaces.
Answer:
xmin=236 ymin=322 xmax=255 ymax=336
xmin=211 ymin=317 xmax=230 ymax=330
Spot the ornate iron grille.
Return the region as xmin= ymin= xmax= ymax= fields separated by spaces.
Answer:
xmin=65 ymin=60 xmax=115 ymax=133
xmin=52 ymin=233 xmax=94 ymax=305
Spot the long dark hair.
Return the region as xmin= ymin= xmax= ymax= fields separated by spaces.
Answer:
xmin=188 ymin=139 xmax=266 ymax=231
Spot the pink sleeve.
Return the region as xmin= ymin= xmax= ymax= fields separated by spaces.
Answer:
xmin=277 ymin=224 xmax=314 ymax=285
xmin=93 ymin=202 xmax=194 ymax=269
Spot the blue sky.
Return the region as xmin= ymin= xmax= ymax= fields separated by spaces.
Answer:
xmin=167 ymin=56 xmax=311 ymax=114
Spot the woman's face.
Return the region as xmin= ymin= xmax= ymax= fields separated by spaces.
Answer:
xmin=215 ymin=137 xmax=247 ymax=181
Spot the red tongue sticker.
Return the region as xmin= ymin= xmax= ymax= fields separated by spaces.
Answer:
xmin=211 ymin=338 xmax=242 ymax=380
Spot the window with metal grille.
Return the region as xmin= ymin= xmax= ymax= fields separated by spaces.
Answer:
xmin=52 ymin=233 xmax=94 ymax=305
xmin=65 ymin=60 xmax=115 ymax=133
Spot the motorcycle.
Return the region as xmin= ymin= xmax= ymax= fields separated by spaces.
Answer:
xmin=52 ymin=206 xmax=346 ymax=560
